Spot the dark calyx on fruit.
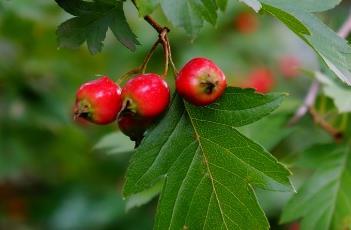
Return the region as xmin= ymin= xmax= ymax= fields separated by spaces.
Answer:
xmin=200 ymin=77 xmax=218 ymax=95
xmin=74 ymin=101 xmax=91 ymax=120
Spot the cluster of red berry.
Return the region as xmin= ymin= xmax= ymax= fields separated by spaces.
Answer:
xmin=74 ymin=57 xmax=227 ymax=141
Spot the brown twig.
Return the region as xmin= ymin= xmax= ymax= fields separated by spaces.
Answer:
xmin=144 ymin=15 xmax=167 ymax=33
xmin=309 ymin=107 xmax=343 ymax=141
xmin=117 ymin=0 xmax=178 ymax=81
xmin=288 ymin=11 xmax=351 ymax=130
xmin=288 ymin=80 xmax=320 ymax=126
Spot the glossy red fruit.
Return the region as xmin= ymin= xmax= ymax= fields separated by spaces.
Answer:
xmin=279 ymin=55 xmax=300 ymax=78
xmin=74 ymin=76 xmax=122 ymax=125
xmin=121 ymin=73 xmax=170 ymax=118
xmin=176 ymin=57 xmax=227 ymax=106
xmin=234 ymin=11 xmax=258 ymax=34
xmin=118 ymin=111 xmax=153 ymax=144
xmin=242 ymin=68 xmax=275 ymax=93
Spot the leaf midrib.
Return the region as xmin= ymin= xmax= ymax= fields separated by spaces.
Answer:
xmin=186 ymin=104 xmax=230 ymax=230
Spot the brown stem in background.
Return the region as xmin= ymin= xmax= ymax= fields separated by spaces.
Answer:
xmin=309 ymin=107 xmax=343 ymax=142
xmin=288 ymin=80 xmax=320 ymax=126
xmin=288 ymin=11 xmax=351 ymax=138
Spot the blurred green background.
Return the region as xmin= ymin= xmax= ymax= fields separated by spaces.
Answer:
xmin=0 ymin=1 xmax=349 ymax=229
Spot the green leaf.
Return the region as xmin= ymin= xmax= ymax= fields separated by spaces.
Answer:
xmin=260 ymin=0 xmax=351 ymax=85
xmin=281 ymin=144 xmax=351 ymax=230
xmin=238 ymin=113 xmax=293 ymax=151
xmin=315 ymin=71 xmax=351 ymax=113
xmin=134 ymin=0 xmax=160 ymax=16
xmin=56 ymin=0 xmax=139 ymax=54
xmin=292 ymin=0 xmax=342 ymax=12
xmin=124 ymin=87 xmax=292 ymax=229
xmin=160 ymin=0 xmax=219 ymax=36
xmin=125 ymin=179 xmax=164 ymax=211
xmin=261 ymin=4 xmax=310 ymax=36
xmin=242 ymin=0 xmax=341 ymax=13
xmin=216 ymin=0 xmax=228 ymax=11
xmin=55 ymin=0 xmax=98 ymax=16
xmin=239 ymin=0 xmax=262 ymax=12
xmin=94 ymin=132 xmax=134 ymax=155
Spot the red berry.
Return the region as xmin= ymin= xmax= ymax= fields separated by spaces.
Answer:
xmin=121 ymin=73 xmax=170 ymax=118
xmin=176 ymin=57 xmax=227 ymax=106
xmin=242 ymin=68 xmax=275 ymax=93
xmin=288 ymin=222 xmax=300 ymax=230
xmin=118 ymin=111 xmax=153 ymax=143
xmin=74 ymin=76 xmax=122 ymax=125
xmin=234 ymin=11 xmax=258 ymax=34
xmin=279 ymin=55 xmax=300 ymax=78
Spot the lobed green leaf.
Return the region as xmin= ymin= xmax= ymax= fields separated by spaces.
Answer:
xmin=56 ymin=0 xmax=139 ymax=54
xmin=281 ymin=144 xmax=351 ymax=230
xmin=124 ymin=88 xmax=292 ymax=229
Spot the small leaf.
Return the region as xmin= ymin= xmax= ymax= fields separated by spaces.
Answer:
xmin=55 ymin=0 xmax=97 ymax=16
xmin=239 ymin=0 xmax=262 ymax=12
xmin=160 ymin=0 xmax=219 ymax=36
xmin=134 ymin=0 xmax=159 ymax=16
xmin=315 ymin=71 xmax=351 ymax=113
xmin=262 ymin=4 xmax=310 ymax=36
xmin=108 ymin=6 xmax=140 ymax=51
xmin=124 ymin=88 xmax=292 ymax=229
xmin=281 ymin=144 xmax=351 ymax=230
xmin=94 ymin=132 xmax=134 ymax=155
xmin=56 ymin=0 xmax=139 ymax=54
xmin=125 ymin=179 xmax=164 ymax=211
xmin=216 ymin=0 xmax=228 ymax=11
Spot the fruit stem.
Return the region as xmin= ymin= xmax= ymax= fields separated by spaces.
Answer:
xmin=159 ymin=29 xmax=169 ymax=77
xmin=131 ymin=0 xmax=179 ymax=78
xmin=165 ymin=35 xmax=179 ymax=76
xmin=117 ymin=39 xmax=161 ymax=84
xmin=144 ymin=15 xmax=164 ymax=33
xmin=141 ymin=39 xmax=161 ymax=73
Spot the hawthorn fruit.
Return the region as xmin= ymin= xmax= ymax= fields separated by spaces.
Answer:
xmin=279 ymin=55 xmax=300 ymax=78
xmin=176 ymin=57 xmax=227 ymax=106
xmin=118 ymin=110 xmax=153 ymax=144
xmin=242 ymin=68 xmax=275 ymax=93
xmin=121 ymin=73 xmax=170 ymax=118
xmin=74 ymin=76 xmax=122 ymax=125
xmin=234 ymin=11 xmax=258 ymax=34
